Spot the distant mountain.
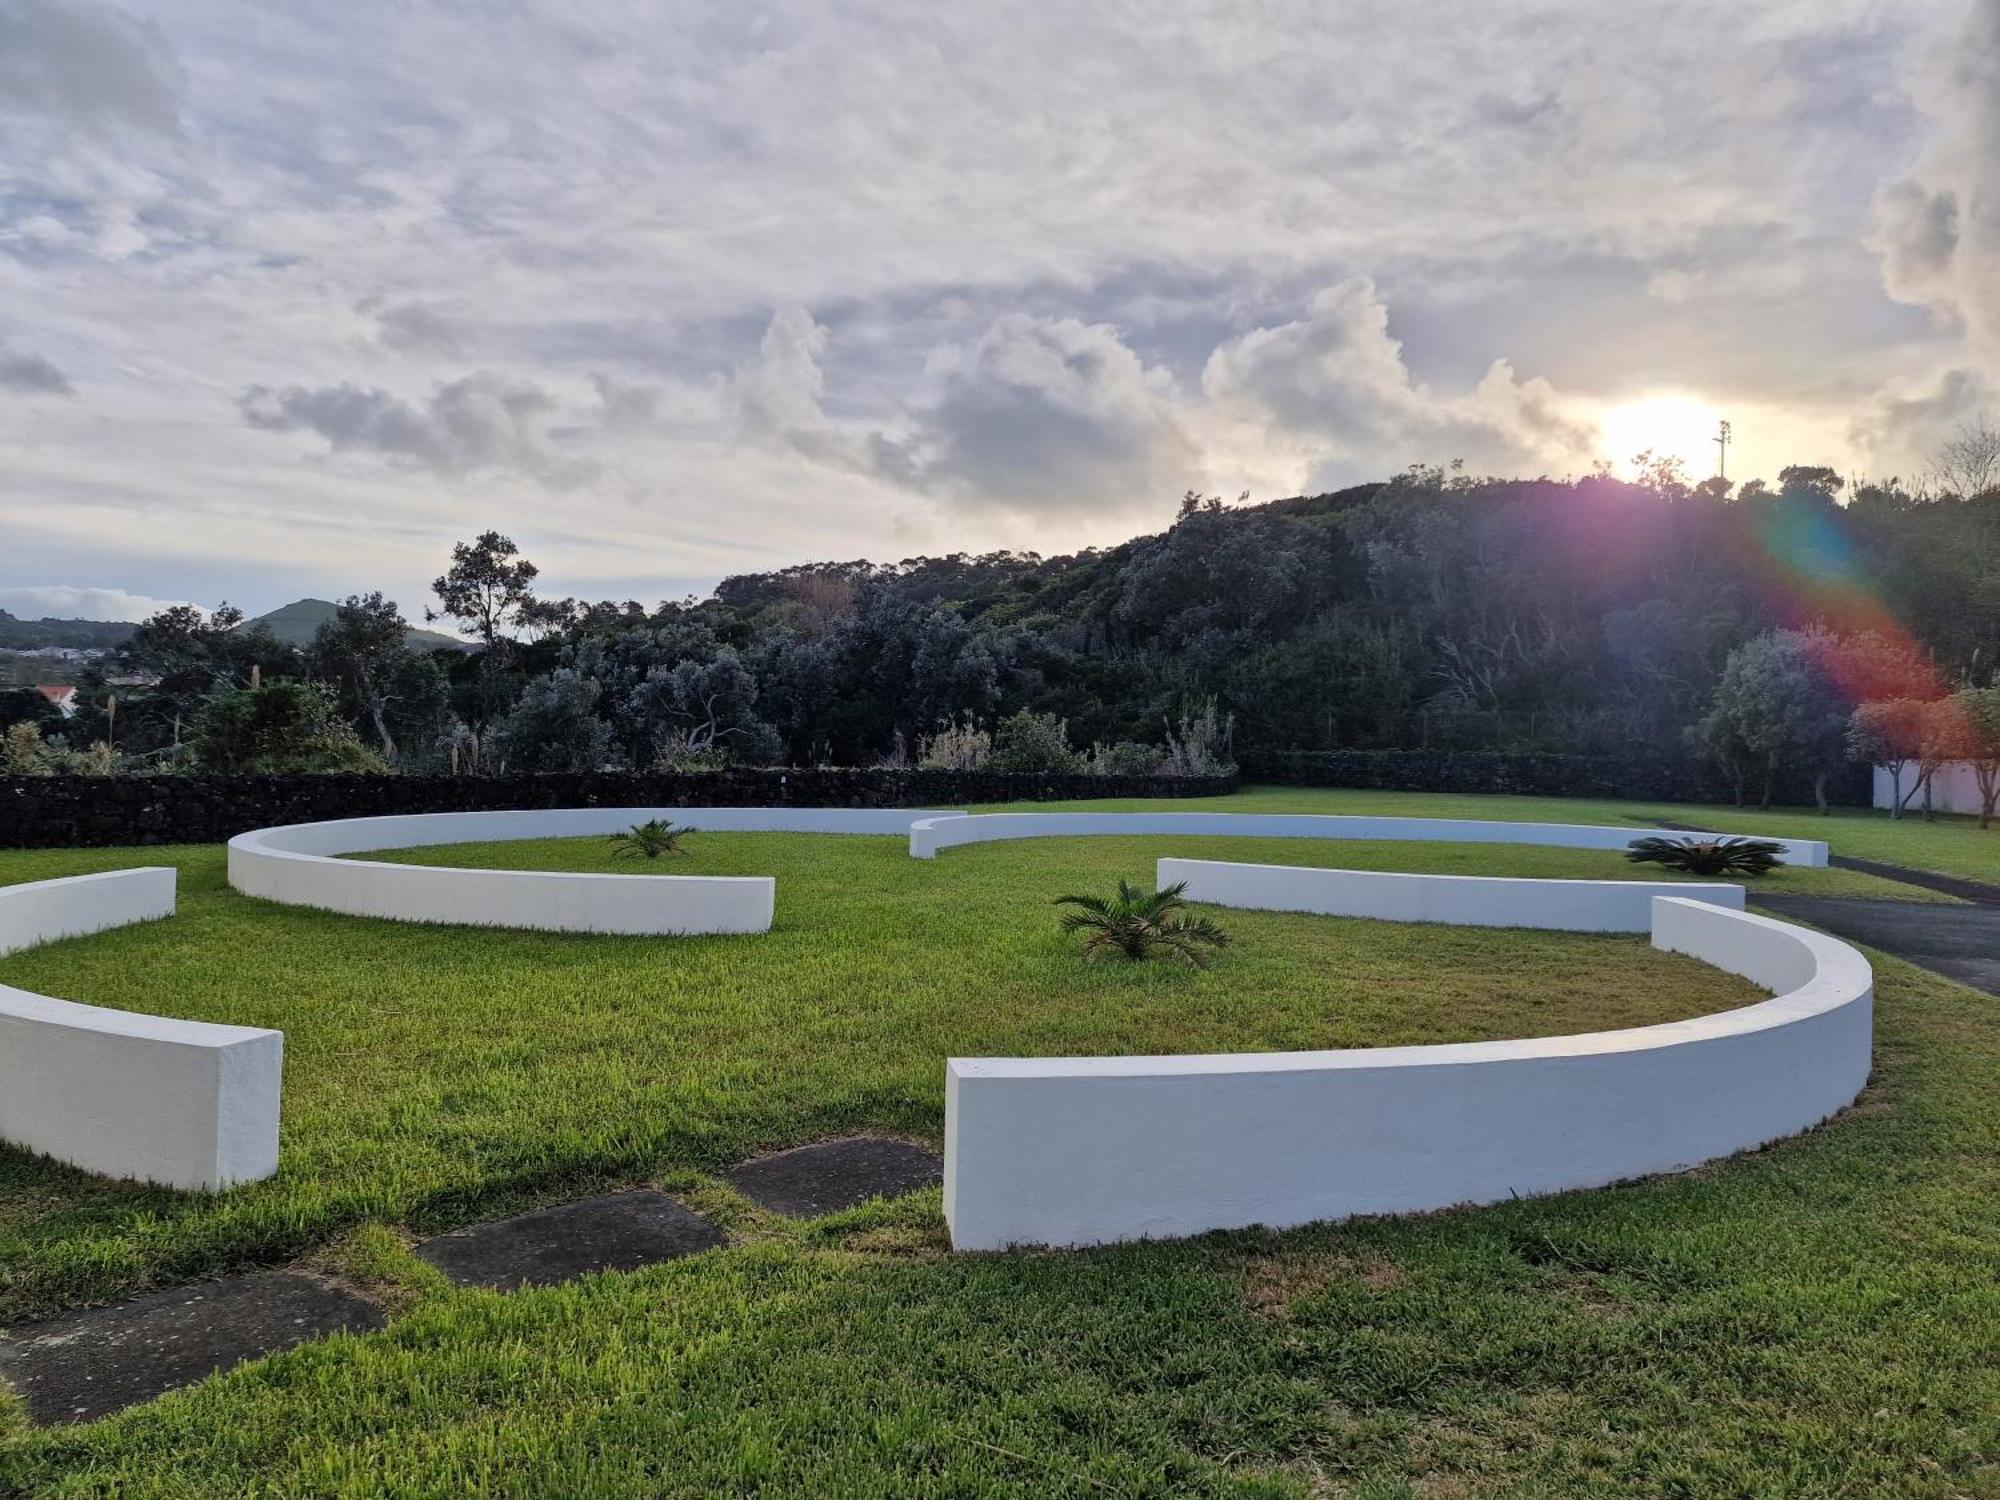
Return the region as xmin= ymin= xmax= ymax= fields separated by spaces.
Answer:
xmin=0 ymin=610 xmax=137 ymax=651
xmin=244 ymin=599 xmax=469 ymax=652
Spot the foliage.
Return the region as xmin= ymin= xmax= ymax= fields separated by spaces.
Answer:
xmin=308 ymin=592 xmax=439 ymax=762
xmin=1054 ymin=879 xmax=1230 ymax=967
xmin=1084 ymin=739 xmax=1163 ymax=776
xmin=1698 ymin=629 xmax=1855 ymax=812
xmin=607 ymin=818 xmax=686 ymax=859
xmin=1940 ymin=686 xmax=2000 ymax=829
xmin=428 ymin=530 xmax=541 ymax=648
xmin=986 ymin=710 xmax=1084 ymax=774
xmin=1847 ymin=698 xmax=1935 ymax=817
xmin=1625 ymin=834 xmax=1788 ymax=876
xmin=188 ymin=682 xmax=387 ymax=774
xmin=0 ymin=687 xmax=65 ymax=734
xmin=1160 ymin=697 xmax=1236 ymax=777
xmin=487 ymin=669 xmax=613 ymax=774
xmin=1 ymin=721 xmax=50 ymax=775
xmin=916 ymin=714 xmax=991 ymax=771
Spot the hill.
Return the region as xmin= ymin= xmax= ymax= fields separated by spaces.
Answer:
xmin=245 ymin=599 xmax=468 ymax=652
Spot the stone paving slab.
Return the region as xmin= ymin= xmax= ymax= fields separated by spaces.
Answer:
xmin=1752 ymin=894 xmax=2000 ymax=995
xmin=413 ymin=1190 xmax=726 ymax=1290
xmin=727 ymin=1136 xmax=943 ymax=1218
xmin=0 ymin=1272 xmax=383 ymax=1425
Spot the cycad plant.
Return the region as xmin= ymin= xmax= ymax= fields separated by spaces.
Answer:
xmin=608 ymin=818 xmax=688 ymax=859
xmin=1625 ymin=835 xmax=1786 ymax=876
xmin=1054 ymin=880 xmax=1230 ymax=968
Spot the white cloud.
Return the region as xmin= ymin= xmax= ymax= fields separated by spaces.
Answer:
xmin=1871 ymin=0 xmax=2000 ymax=348
xmin=238 ymin=373 xmax=597 ymax=486
xmin=1200 ymin=279 xmax=1596 ymax=488
xmin=0 ymin=585 xmax=193 ymax=621
xmin=875 ymin=314 xmax=1200 ymax=515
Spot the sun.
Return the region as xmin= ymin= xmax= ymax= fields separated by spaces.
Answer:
xmin=1598 ymin=396 xmax=1726 ymax=480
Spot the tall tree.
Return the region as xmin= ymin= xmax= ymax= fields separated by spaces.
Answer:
xmin=310 ymin=592 xmax=414 ymax=759
xmin=428 ymin=532 xmax=540 ymax=648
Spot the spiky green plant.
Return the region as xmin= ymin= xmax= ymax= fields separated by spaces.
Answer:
xmin=1054 ymin=879 xmax=1230 ymax=968
xmin=1625 ymin=835 xmax=1786 ymax=876
xmin=608 ymin=818 xmax=688 ymax=859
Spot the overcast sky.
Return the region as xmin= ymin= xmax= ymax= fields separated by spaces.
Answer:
xmin=2 ymin=0 xmax=1996 ymax=621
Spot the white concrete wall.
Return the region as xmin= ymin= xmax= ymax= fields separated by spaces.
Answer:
xmin=944 ymin=896 xmax=1870 ymax=1251
xmin=909 ymin=812 xmax=1829 ymax=866
xmin=228 ymin=808 xmax=965 ymax=935
xmin=1160 ymin=857 xmax=1745 ymax=931
xmin=0 ymin=868 xmax=282 ymax=1191
xmin=1872 ymin=761 xmax=1990 ymax=817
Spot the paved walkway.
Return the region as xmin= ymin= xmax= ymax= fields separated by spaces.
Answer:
xmin=1750 ymin=894 xmax=2000 ymax=996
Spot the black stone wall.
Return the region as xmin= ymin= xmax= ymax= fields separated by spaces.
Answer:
xmin=0 ymin=768 xmax=1240 ymax=849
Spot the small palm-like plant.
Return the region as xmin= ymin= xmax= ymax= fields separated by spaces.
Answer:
xmin=608 ymin=818 xmax=687 ymax=859
xmin=1625 ymin=835 xmax=1786 ymax=876
xmin=1054 ymin=879 xmax=1230 ymax=968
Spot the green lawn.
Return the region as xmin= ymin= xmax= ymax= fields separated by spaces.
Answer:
xmin=1000 ymin=784 xmax=2000 ymax=888
xmin=0 ymin=792 xmax=1995 ymax=1496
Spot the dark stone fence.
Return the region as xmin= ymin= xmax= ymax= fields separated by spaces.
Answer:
xmin=0 ymin=768 xmax=1239 ymax=849
xmin=1240 ymin=749 xmax=1870 ymax=808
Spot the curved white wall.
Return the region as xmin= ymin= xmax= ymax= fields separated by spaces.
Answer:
xmin=1161 ymin=857 xmax=1746 ymax=931
xmin=228 ymin=808 xmax=966 ymax=936
xmin=0 ymin=869 xmax=282 ymax=1191
xmin=909 ymin=811 xmax=1828 ymax=866
xmin=943 ymin=895 xmax=1871 ymax=1251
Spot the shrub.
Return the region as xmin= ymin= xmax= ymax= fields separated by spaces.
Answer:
xmin=189 ymin=682 xmax=388 ymax=775
xmin=918 ymin=714 xmax=991 ymax=771
xmin=608 ymin=819 xmax=686 ymax=859
xmin=987 ymin=710 xmax=1084 ymax=774
xmin=1086 ymin=740 xmax=1165 ymax=777
xmin=1161 ymin=698 xmax=1236 ymax=777
xmin=1054 ymin=880 xmax=1230 ymax=968
xmin=488 ymin=669 xmax=612 ymax=774
xmin=1625 ymin=835 xmax=1787 ymax=876
xmin=2 ymin=722 xmax=51 ymax=775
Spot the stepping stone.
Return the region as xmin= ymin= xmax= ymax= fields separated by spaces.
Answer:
xmin=727 ymin=1136 xmax=943 ymax=1218
xmin=0 ymin=1272 xmax=382 ymax=1426
xmin=413 ymin=1190 xmax=726 ymax=1291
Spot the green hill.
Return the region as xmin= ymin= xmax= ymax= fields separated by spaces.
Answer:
xmin=246 ymin=599 xmax=468 ymax=652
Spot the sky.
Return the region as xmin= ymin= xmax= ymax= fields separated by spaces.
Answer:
xmin=1 ymin=0 xmax=1996 ymax=621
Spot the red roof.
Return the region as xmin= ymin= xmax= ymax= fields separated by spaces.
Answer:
xmin=34 ymin=684 xmax=76 ymax=705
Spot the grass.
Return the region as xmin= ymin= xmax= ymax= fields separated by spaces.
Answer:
xmin=0 ymin=789 xmax=1994 ymax=1495
xmin=986 ymin=785 xmax=2000 ymax=889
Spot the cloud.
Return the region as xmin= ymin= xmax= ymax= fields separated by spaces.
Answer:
xmin=360 ymin=298 xmax=465 ymax=359
xmin=1850 ymin=366 xmax=1997 ymax=477
xmin=0 ymin=585 xmax=193 ymax=621
xmin=1871 ymin=0 xmax=2000 ymax=347
xmin=0 ymin=0 xmax=184 ymax=132
xmin=728 ymin=305 xmax=836 ymax=448
xmin=875 ymin=314 xmax=1199 ymax=513
xmin=238 ymin=373 xmax=596 ymax=486
xmin=0 ymin=346 xmax=73 ymax=395
xmin=1200 ymin=278 xmax=1596 ymax=486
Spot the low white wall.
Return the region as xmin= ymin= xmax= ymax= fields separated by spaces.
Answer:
xmin=909 ymin=812 xmax=1829 ymax=867
xmin=1872 ymin=761 xmax=1989 ymax=817
xmin=944 ymin=896 xmax=1870 ymax=1251
xmin=1160 ymin=857 xmax=1745 ymax=931
xmin=228 ymin=808 xmax=963 ymax=936
xmin=0 ymin=869 xmax=282 ymax=1191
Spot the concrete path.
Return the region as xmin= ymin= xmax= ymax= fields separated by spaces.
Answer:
xmin=1751 ymin=894 xmax=2000 ymax=995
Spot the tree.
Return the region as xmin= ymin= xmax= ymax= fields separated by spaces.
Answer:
xmin=1848 ymin=698 xmax=1934 ymax=818
xmin=1932 ymin=419 xmax=2000 ymax=498
xmin=310 ymin=593 xmax=415 ymax=759
xmin=1945 ymin=686 xmax=2000 ymax=828
xmin=1700 ymin=629 xmax=1848 ymax=811
xmin=189 ymin=682 xmax=387 ymax=774
xmin=429 ymin=531 xmax=540 ymax=648
xmin=0 ymin=687 xmax=64 ymax=734
xmin=487 ymin=669 xmax=612 ymax=773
